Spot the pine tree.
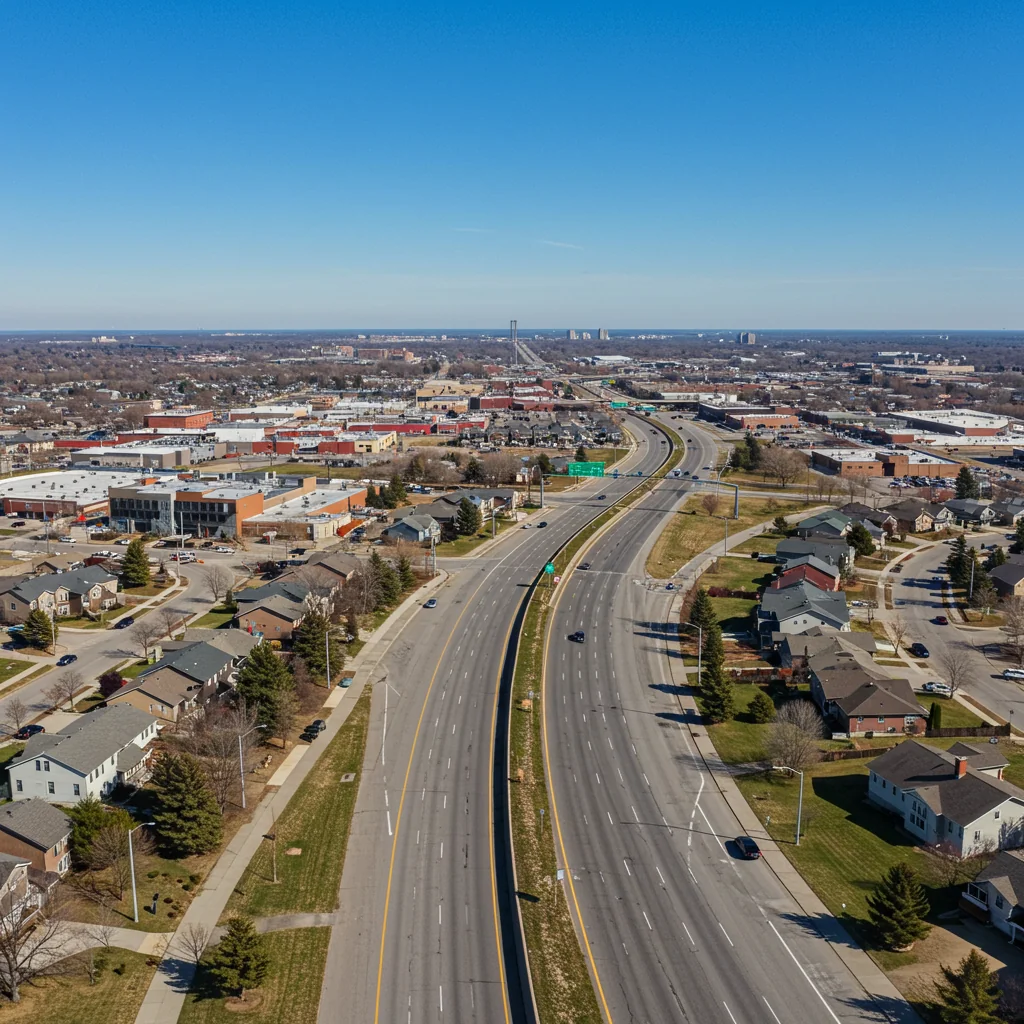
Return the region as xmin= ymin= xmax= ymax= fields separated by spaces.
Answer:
xmin=945 ymin=535 xmax=968 ymax=587
xmin=848 ymin=522 xmax=876 ymax=557
xmin=699 ymin=625 xmax=734 ymax=723
xmin=21 ymin=607 xmax=57 ymax=649
xmin=396 ymin=554 xmax=416 ymax=591
xmin=456 ymin=496 xmax=482 ymax=536
xmin=1012 ymin=518 xmax=1024 ymax=555
xmin=292 ymin=605 xmax=344 ymax=682
xmin=773 ymin=515 xmax=790 ymax=534
xmin=207 ymin=916 xmax=271 ymax=999
xmin=745 ymin=431 xmax=762 ymax=470
xmin=121 ymin=538 xmax=151 ymax=588
xmin=934 ymin=949 xmax=1001 ymax=1024
xmin=955 ymin=466 xmax=980 ymax=501
xmin=365 ymin=484 xmax=379 ymax=508
xmin=688 ymin=587 xmax=718 ymax=636
xmin=235 ymin=641 xmax=295 ymax=729
xmin=462 ymin=458 xmax=485 ymax=484
xmin=150 ymin=752 xmax=223 ymax=857
xmin=866 ymin=862 xmax=931 ymax=950
xmin=749 ymin=690 xmax=777 ymax=723
xmin=65 ymin=795 xmax=109 ymax=866
xmin=388 ymin=472 xmax=407 ymax=505
xmin=575 ymin=445 xmax=588 ymax=462
xmin=985 ymin=545 xmax=1007 ymax=571
xmin=929 ymin=701 xmax=943 ymax=731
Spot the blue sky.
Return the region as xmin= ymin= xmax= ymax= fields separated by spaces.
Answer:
xmin=1 ymin=0 xmax=1021 ymax=329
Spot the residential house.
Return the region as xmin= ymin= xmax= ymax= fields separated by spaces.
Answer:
xmin=0 ymin=854 xmax=33 ymax=930
xmin=301 ymin=550 xmax=363 ymax=582
xmin=33 ymin=553 xmax=84 ymax=574
xmin=0 ymin=566 xmax=119 ymax=624
xmin=961 ymin=849 xmax=1024 ymax=940
xmin=778 ymin=626 xmax=876 ymax=669
xmin=768 ymin=555 xmax=841 ymax=593
xmin=757 ymin=580 xmax=850 ymax=646
xmin=807 ymin=649 xmax=925 ymax=736
xmin=943 ymin=499 xmax=996 ymax=527
xmin=990 ymin=498 xmax=1024 ymax=526
xmin=234 ymin=579 xmax=311 ymax=640
xmin=989 ymin=563 xmax=1024 ymax=598
xmin=776 ymin=538 xmax=855 ymax=570
xmin=0 ymin=799 xmax=72 ymax=875
xmin=394 ymin=500 xmax=459 ymax=532
xmin=839 ymin=502 xmax=898 ymax=534
xmin=793 ymin=511 xmax=851 ymax=540
xmin=382 ymin=515 xmax=441 ymax=543
xmin=179 ymin=628 xmax=262 ymax=660
xmin=882 ymin=498 xmax=955 ymax=534
xmin=6 ymin=705 xmax=159 ymax=804
xmin=868 ymin=740 xmax=1024 ymax=857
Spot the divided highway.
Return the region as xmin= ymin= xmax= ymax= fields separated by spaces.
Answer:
xmin=544 ymin=414 xmax=888 ymax=1023
xmin=323 ymin=416 xmax=673 ymax=1024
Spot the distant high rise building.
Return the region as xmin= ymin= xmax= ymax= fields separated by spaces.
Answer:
xmin=598 ymin=328 xmax=609 ymax=341
xmin=582 ymin=332 xmax=592 ymax=340
xmin=738 ymin=331 xmax=757 ymax=345
xmin=567 ymin=329 xmax=577 ymax=340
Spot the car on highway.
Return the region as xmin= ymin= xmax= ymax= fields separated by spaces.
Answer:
xmin=597 ymin=494 xmax=605 ymax=500
xmin=934 ymin=615 xmax=949 ymax=625
xmin=568 ymin=630 xmax=586 ymax=643
xmin=923 ymin=681 xmax=952 ymax=695
xmin=909 ymin=642 xmax=930 ymax=658
xmin=14 ymin=724 xmax=45 ymax=740
xmin=114 ymin=616 xmax=135 ymax=629
xmin=215 ymin=546 xmax=233 ymax=553
xmin=537 ymin=521 xmax=548 ymax=528
xmin=424 ymin=598 xmax=438 ymax=609
xmin=579 ymin=562 xmax=591 ymax=570
xmin=56 ymin=654 xmax=78 ymax=667
xmin=736 ymin=836 xmax=761 ymax=859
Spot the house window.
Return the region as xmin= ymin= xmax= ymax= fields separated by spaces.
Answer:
xmin=44 ymin=761 xmax=50 ymax=772
xmin=974 ymin=830 xmax=982 ymax=842
xmin=995 ymin=810 xmax=1001 ymax=820
xmin=15 ymin=780 xmax=22 ymax=792
xmin=47 ymin=781 xmax=54 ymax=794
xmin=35 ymin=760 xmax=40 ymax=771
xmin=997 ymin=895 xmax=1005 ymax=909
xmin=948 ymin=821 xmax=953 ymax=832
xmin=878 ymin=717 xmax=885 ymax=724
xmin=73 ymin=784 xmax=80 ymax=796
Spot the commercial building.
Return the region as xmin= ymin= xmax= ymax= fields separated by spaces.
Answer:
xmin=0 ymin=468 xmax=145 ymax=520
xmin=737 ymin=331 xmax=757 ymax=345
xmin=896 ymin=410 xmax=1009 ymax=437
xmin=809 ymin=446 xmax=953 ymax=479
xmin=240 ymin=486 xmax=367 ymax=541
xmin=70 ymin=441 xmax=224 ymax=469
xmin=699 ymin=402 xmax=799 ymax=430
xmin=144 ymin=410 xmax=215 ymax=430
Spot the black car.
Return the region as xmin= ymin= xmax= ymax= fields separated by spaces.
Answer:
xmin=306 ymin=719 xmax=326 ymax=735
xmin=114 ymin=616 xmax=135 ymax=629
xmin=568 ymin=630 xmax=586 ymax=643
xmin=301 ymin=728 xmax=320 ymax=742
xmin=57 ymin=654 xmax=78 ymax=667
xmin=910 ymin=642 xmax=930 ymax=658
xmin=14 ymin=724 xmax=45 ymax=740
xmin=736 ymin=835 xmax=761 ymax=859
xmin=579 ymin=562 xmax=591 ymax=571
xmin=537 ymin=521 xmax=548 ymax=528
xmin=597 ymin=494 xmax=606 ymax=500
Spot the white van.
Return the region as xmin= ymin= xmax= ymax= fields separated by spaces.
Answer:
xmin=1002 ymin=668 xmax=1024 ymax=680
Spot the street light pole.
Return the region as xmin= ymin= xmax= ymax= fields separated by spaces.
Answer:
xmin=128 ymin=822 xmax=156 ymax=922
xmin=238 ymin=724 xmax=267 ymax=809
xmin=773 ymin=765 xmax=805 ymax=846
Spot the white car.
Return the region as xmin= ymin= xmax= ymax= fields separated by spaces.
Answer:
xmin=116 ymin=538 xmax=131 ymax=545
xmin=922 ymin=681 xmax=952 ymax=695
xmin=521 ymin=523 xmax=533 ymax=529
xmin=215 ymin=546 xmax=233 ymax=553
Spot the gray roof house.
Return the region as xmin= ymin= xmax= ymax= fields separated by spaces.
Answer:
xmin=778 ymin=626 xmax=875 ymax=668
xmin=961 ymin=849 xmax=1024 ymax=940
xmin=793 ymin=511 xmax=851 ymax=540
xmin=943 ymin=499 xmax=996 ymax=526
xmin=0 ymin=798 xmax=73 ymax=875
xmin=868 ymin=740 xmax=1024 ymax=858
xmin=757 ymin=580 xmax=850 ymax=646
xmin=990 ymin=498 xmax=1024 ymax=526
xmin=383 ymin=515 xmax=441 ymax=543
xmin=989 ymin=562 xmax=1024 ymax=598
xmin=776 ymin=538 xmax=855 ymax=569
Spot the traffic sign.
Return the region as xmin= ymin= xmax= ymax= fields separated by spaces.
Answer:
xmin=544 ymin=563 xmax=555 ymax=574
xmin=568 ymin=461 xmax=605 ymax=477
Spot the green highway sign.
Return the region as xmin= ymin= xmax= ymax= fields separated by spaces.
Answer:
xmin=544 ymin=563 xmax=555 ymax=574
xmin=610 ymin=401 xmax=630 ymax=409
xmin=568 ymin=461 xmax=605 ymax=477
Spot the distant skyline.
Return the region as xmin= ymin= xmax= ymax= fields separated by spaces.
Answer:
xmin=1 ymin=1 xmax=1022 ymax=329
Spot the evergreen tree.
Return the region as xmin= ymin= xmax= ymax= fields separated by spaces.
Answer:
xmin=365 ymin=484 xmax=379 ymax=508
xmin=456 ymin=496 xmax=483 ymax=536
xmin=745 ymin=431 xmax=762 ymax=470
xmin=934 ymin=949 xmax=1001 ymax=1024
xmin=207 ymin=917 xmax=271 ymax=999
xmin=396 ymin=554 xmax=416 ymax=591
xmin=388 ymin=472 xmax=407 ymax=505
xmin=462 ymin=458 xmax=485 ymax=484
xmin=535 ymin=452 xmax=553 ymax=475
xmin=985 ymin=545 xmax=1007 ymax=571
xmin=65 ymin=795 xmax=109 ymax=867
xmin=970 ymin=572 xmax=997 ymax=611
xmin=369 ymin=550 xmax=401 ymax=605
xmin=21 ymin=607 xmax=57 ymax=649
xmin=955 ymin=466 xmax=981 ymax=501
xmin=773 ymin=515 xmax=790 ymax=534
xmin=688 ymin=588 xmax=718 ymax=637
xmin=121 ymin=538 xmax=152 ymax=588
xmin=749 ymin=690 xmax=777 ymax=723
xmin=292 ymin=605 xmax=344 ymax=682
xmin=848 ymin=522 xmax=876 ymax=558
xmin=574 ymin=445 xmax=588 ymax=462
xmin=1012 ymin=518 xmax=1024 ymax=555
xmin=377 ymin=481 xmax=398 ymax=509
xmin=866 ymin=862 xmax=931 ymax=950
xmin=150 ymin=752 xmax=223 ymax=857
xmin=699 ymin=625 xmax=734 ymax=723
xmin=929 ymin=701 xmax=943 ymax=731
xmin=235 ymin=641 xmax=295 ymax=729
xmin=945 ymin=535 xmax=969 ymax=587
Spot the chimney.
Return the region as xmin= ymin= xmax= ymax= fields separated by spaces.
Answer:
xmin=955 ymin=756 xmax=968 ymax=779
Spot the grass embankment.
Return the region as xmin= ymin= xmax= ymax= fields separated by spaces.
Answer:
xmin=646 ymin=497 xmax=809 ymax=579
xmin=226 ymin=687 xmax=370 ymax=918
xmin=179 ymin=927 xmax=330 ymax=1024
xmin=0 ymin=950 xmax=156 ymax=1024
xmin=434 ymin=518 xmax=516 ymax=557
xmin=0 ymin=658 xmax=34 ymax=685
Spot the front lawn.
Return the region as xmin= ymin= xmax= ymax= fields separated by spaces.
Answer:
xmin=701 ymin=557 xmax=775 ymax=593
xmin=191 ymin=606 xmax=236 ymax=629
xmin=0 ymin=658 xmax=32 ymax=685
xmin=708 ymin=596 xmax=757 ymax=634
xmin=434 ymin=518 xmax=516 ymax=557
xmin=702 ymin=682 xmax=775 ymax=764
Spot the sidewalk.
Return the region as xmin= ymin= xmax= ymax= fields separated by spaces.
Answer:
xmin=133 ymin=570 xmax=447 ymax=1024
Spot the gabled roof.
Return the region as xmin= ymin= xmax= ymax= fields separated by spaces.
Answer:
xmin=976 ymin=849 xmax=1024 ymax=908
xmin=0 ymin=853 xmax=30 ymax=888
xmin=990 ymin=564 xmax=1024 ymax=588
xmin=0 ymin=798 xmax=71 ymax=850
xmin=181 ymin=629 xmax=260 ymax=659
xmin=141 ymin=641 xmax=232 ymax=685
xmin=12 ymin=565 xmax=117 ymax=603
xmin=776 ymin=538 xmax=853 ymax=566
xmin=780 ymin=554 xmax=841 ymax=578
xmin=386 ymin=515 xmax=438 ymax=533
xmin=797 ymin=511 xmax=851 ymax=532
xmin=781 ymin=628 xmax=876 ymax=662
xmin=304 ymin=551 xmax=362 ymax=577
xmin=943 ymin=499 xmax=993 ymax=518
xmin=235 ymin=580 xmax=309 ymax=606
xmin=759 ymin=581 xmax=849 ymax=630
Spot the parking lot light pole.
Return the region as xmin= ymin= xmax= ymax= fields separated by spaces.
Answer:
xmin=129 ymin=822 xmax=156 ymax=922
xmin=238 ymin=724 xmax=268 ymax=809
xmin=772 ymin=765 xmax=804 ymax=846
xmin=680 ymin=622 xmax=702 ymax=683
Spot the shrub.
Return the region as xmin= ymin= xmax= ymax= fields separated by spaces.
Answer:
xmin=147 ymin=870 xmax=160 ymax=879
xmin=189 ymin=873 xmax=201 ymax=884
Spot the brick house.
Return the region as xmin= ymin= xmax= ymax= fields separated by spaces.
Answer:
xmin=0 ymin=799 xmax=72 ymax=875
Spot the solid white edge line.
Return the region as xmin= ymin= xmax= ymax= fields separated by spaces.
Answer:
xmin=768 ymin=920 xmax=842 ymax=1024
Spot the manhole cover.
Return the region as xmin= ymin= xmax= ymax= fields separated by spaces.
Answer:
xmin=340 ymin=773 xmax=356 ymax=783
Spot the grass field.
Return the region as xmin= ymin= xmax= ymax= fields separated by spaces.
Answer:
xmin=0 ymin=950 xmax=156 ymax=1024
xmin=191 ymin=605 xmax=236 ymax=629
xmin=0 ymin=658 xmax=33 ymax=685
xmin=645 ymin=497 xmax=809 ymax=579
xmin=225 ymin=687 xmax=370 ymax=918
xmin=701 ymin=557 xmax=774 ymax=593
xmin=708 ymin=596 xmax=756 ymax=634
xmin=730 ymin=534 xmax=781 ymax=555
xmin=179 ymin=927 xmax=329 ymax=1024
xmin=433 ymin=518 xmax=516 ymax=557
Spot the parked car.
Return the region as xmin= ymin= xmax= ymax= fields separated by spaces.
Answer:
xmin=521 ymin=523 xmax=533 ymax=529
xmin=568 ymin=630 xmax=586 ymax=643
xmin=215 ymin=546 xmax=233 ymax=553
xmin=116 ymin=538 xmax=131 ymax=546
xmin=56 ymin=654 xmax=78 ymax=667
xmin=736 ymin=836 xmax=761 ymax=859
xmin=1003 ymin=668 xmax=1024 ymax=681
xmin=424 ymin=598 xmax=438 ymax=609
xmin=909 ymin=642 xmax=930 ymax=658
xmin=10 ymin=521 xmax=25 ymax=528
xmin=14 ymin=724 xmax=45 ymax=740
xmin=923 ymin=681 xmax=952 ymax=695
xmin=57 ymin=535 xmax=74 ymax=543
xmin=890 ymin=564 xmax=903 ymax=574
xmin=115 ymin=616 xmax=135 ymax=629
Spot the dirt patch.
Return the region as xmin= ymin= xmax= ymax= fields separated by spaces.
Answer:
xmin=224 ymin=993 xmax=265 ymax=1013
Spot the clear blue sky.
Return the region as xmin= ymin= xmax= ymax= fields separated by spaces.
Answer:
xmin=1 ymin=0 xmax=1021 ymax=329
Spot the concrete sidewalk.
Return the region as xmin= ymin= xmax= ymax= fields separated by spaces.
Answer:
xmin=133 ymin=571 xmax=447 ymax=1024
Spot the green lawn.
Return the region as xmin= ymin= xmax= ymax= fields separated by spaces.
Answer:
xmin=0 ymin=950 xmax=156 ymax=1024
xmin=179 ymin=927 xmax=329 ymax=1024
xmin=730 ymin=534 xmax=782 ymax=555
xmin=225 ymin=687 xmax=370 ymax=918
xmin=191 ymin=606 xmax=236 ymax=629
xmin=119 ymin=660 xmax=151 ymax=680
xmin=702 ymin=683 xmax=775 ymax=764
xmin=708 ymin=596 xmax=756 ymax=634
xmin=0 ymin=659 xmax=33 ymax=685
xmin=926 ymin=697 xmax=984 ymax=730
xmin=434 ymin=518 xmax=516 ymax=557
xmin=701 ymin=557 xmax=775 ymax=593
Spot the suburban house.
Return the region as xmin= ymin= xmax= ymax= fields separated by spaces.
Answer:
xmin=868 ymin=740 xmax=1024 ymax=857
xmin=793 ymin=511 xmax=851 ymax=540
xmin=0 ymin=854 xmax=34 ymax=930
xmin=0 ymin=799 xmax=72 ymax=875
xmin=839 ymin=502 xmax=898 ymax=534
xmin=106 ymin=640 xmax=244 ymax=724
xmin=757 ymin=580 xmax=850 ymax=646
xmin=393 ymin=500 xmax=459 ymax=531
xmin=234 ymin=580 xmax=313 ymax=640
xmin=6 ymin=705 xmax=159 ymax=804
xmin=778 ymin=627 xmax=876 ymax=669
xmin=882 ymin=498 xmax=955 ymax=534
xmin=768 ymin=555 xmax=841 ymax=592
xmin=989 ymin=562 xmax=1024 ymax=598
xmin=807 ymin=648 xmax=926 ymax=736
xmin=776 ymin=538 xmax=855 ymax=570
xmin=990 ymin=498 xmax=1024 ymax=526
xmin=382 ymin=514 xmax=441 ymax=543
xmin=0 ymin=566 xmax=119 ymax=624
xmin=943 ymin=498 xmax=996 ymax=526
xmin=300 ymin=550 xmax=362 ymax=582
xmin=438 ymin=488 xmax=519 ymax=515
xmin=961 ymin=849 xmax=1024 ymax=940
xmin=33 ymin=553 xmax=85 ymax=574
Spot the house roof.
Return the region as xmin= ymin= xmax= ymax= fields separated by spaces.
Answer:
xmin=779 ymin=555 xmax=842 ymax=579
xmin=759 ymin=581 xmax=850 ymax=630
xmin=303 ymin=551 xmax=362 ymax=576
xmin=181 ymin=629 xmax=260 ymax=659
xmin=0 ymin=853 xmax=30 ymax=888
xmin=235 ymin=580 xmax=309 ymax=606
xmin=989 ymin=564 xmax=1024 ymax=588
xmin=240 ymin=593 xmax=305 ymax=621
xmin=797 ymin=511 xmax=851 ymax=533
xmin=943 ymin=499 xmax=993 ymax=518
xmin=781 ymin=629 xmax=876 ymax=662
xmin=0 ymin=798 xmax=71 ymax=850
xmin=116 ymin=667 xmax=197 ymax=708
xmin=15 ymin=704 xmax=157 ymax=776
xmin=977 ymin=849 xmax=1024 ymax=908
xmin=776 ymin=538 xmax=852 ymax=566
xmin=871 ymin=740 xmax=1024 ymax=826
xmin=882 ymin=498 xmax=947 ymax=519
xmin=386 ymin=515 xmax=438 ymax=533
xmin=12 ymin=565 xmax=117 ymax=603
xmin=142 ymin=641 xmax=232 ymax=685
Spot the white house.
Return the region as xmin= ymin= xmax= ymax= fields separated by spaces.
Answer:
xmin=868 ymin=740 xmax=1024 ymax=858
xmin=961 ymin=849 xmax=1024 ymax=941
xmin=7 ymin=705 xmax=159 ymax=804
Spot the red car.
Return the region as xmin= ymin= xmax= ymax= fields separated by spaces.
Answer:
xmin=934 ymin=615 xmax=949 ymax=625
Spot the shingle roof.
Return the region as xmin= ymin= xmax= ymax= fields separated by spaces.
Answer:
xmin=181 ymin=629 xmax=260 ymax=659
xmin=977 ymin=849 xmax=1024 ymax=908
xmin=0 ymin=798 xmax=71 ymax=850
xmin=776 ymin=538 xmax=852 ymax=566
xmin=143 ymin=641 xmax=231 ymax=685
xmin=0 ymin=853 xmax=30 ymax=888
xmin=235 ymin=581 xmax=309 ymax=606
xmin=12 ymin=565 xmax=117 ymax=602
xmin=759 ymin=581 xmax=850 ymax=630
xmin=990 ymin=564 xmax=1024 ymax=588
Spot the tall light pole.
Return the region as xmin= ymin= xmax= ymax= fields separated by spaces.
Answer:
xmin=238 ymin=724 xmax=267 ymax=809
xmin=680 ymin=622 xmax=702 ymax=683
xmin=772 ymin=765 xmax=805 ymax=846
xmin=128 ymin=821 xmax=156 ymax=922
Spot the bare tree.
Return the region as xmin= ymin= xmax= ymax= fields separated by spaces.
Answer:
xmin=179 ymin=701 xmax=260 ymax=811
xmin=3 ymin=696 xmax=30 ymax=736
xmin=157 ymin=605 xmax=186 ymax=641
xmin=79 ymin=916 xmax=117 ymax=985
xmin=887 ymin=614 xmax=909 ymax=657
xmin=88 ymin=821 xmax=149 ymax=901
xmin=131 ymin=618 xmax=164 ymax=660
xmin=46 ymin=670 xmax=84 ymax=711
xmin=939 ymin=646 xmax=972 ymax=699
xmin=765 ymin=699 xmax=825 ymax=772
xmin=1003 ymin=596 xmax=1024 ymax=667
xmin=0 ymin=890 xmax=73 ymax=1002
xmin=700 ymin=492 xmax=721 ymax=517
xmin=200 ymin=564 xmax=234 ymax=604
xmin=178 ymin=922 xmax=212 ymax=965
xmin=761 ymin=447 xmax=807 ymax=490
